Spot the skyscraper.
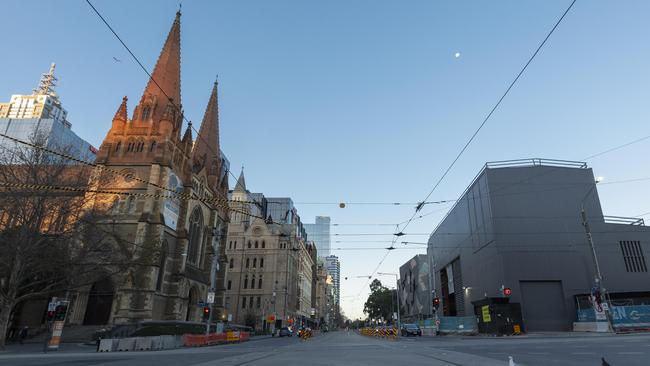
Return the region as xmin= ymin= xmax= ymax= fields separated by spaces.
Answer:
xmin=0 ymin=63 xmax=96 ymax=162
xmin=305 ymin=216 xmax=331 ymax=258
xmin=325 ymin=255 xmax=340 ymax=306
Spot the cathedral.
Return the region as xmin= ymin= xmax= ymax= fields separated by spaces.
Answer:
xmin=65 ymin=11 xmax=231 ymax=326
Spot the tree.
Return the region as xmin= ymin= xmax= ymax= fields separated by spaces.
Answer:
xmin=0 ymin=137 xmax=144 ymax=349
xmin=363 ymin=279 xmax=397 ymax=324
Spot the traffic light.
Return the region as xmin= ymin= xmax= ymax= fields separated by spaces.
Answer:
xmin=503 ymin=287 xmax=512 ymax=297
xmin=433 ymin=297 xmax=440 ymax=309
xmin=47 ymin=310 xmax=55 ymax=321
xmin=54 ymin=303 xmax=68 ymax=321
xmin=202 ymin=306 xmax=211 ymax=321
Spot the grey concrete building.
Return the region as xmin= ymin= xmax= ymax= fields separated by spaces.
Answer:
xmin=428 ymin=159 xmax=650 ymax=331
xmin=399 ymin=254 xmax=432 ymax=322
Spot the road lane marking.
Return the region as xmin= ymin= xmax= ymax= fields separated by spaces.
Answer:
xmin=617 ymin=352 xmax=644 ymax=355
xmin=528 ymin=352 xmax=550 ymax=355
xmin=571 ymin=352 xmax=595 ymax=355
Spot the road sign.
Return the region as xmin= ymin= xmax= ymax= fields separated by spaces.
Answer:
xmin=207 ymin=292 xmax=215 ymax=304
xmin=227 ymin=314 xmax=232 ymax=322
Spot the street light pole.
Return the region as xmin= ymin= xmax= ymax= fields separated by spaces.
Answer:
xmin=377 ymin=272 xmax=400 ymax=333
xmin=580 ymin=177 xmax=614 ymax=332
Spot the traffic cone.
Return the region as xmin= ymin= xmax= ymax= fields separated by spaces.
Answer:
xmin=508 ymin=356 xmax=516 ymax=366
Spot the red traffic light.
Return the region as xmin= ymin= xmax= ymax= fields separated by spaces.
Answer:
xmin=433 ymin=298 xmax=440 ymax=308
xmin=503 ymin=287 xmax=512 ymax=296
xmin=203 ymin=307 xmax=210 ymax=314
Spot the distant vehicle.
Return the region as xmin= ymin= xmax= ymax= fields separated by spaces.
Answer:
xmin=278 ymin=327 xmax=293 ymax=337
xmin=401 ymin=324 xmax=422 ymax=337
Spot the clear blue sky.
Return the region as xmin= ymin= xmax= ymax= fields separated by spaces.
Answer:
xmin=1 ymin=0 xmax=649 ymax=320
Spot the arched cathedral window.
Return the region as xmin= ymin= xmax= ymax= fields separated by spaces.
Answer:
xmin=187 ymin=207 xmax=203 ymax=265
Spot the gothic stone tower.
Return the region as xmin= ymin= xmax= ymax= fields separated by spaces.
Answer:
xmin=77 ymin=11 xmax=230 ymax=325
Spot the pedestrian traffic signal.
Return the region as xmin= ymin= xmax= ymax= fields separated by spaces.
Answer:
xmin=503 ymin=287 xmax=512 ymax=297
xmin=54 ymin=303 xmax=68 ymax=321
xmin=433 ymin=297 xmax=440 ymax=309
xmin=202 ymin=306 xmax=210 ymax=321
xmin=47 ymin=310 xmax=55 ymax=321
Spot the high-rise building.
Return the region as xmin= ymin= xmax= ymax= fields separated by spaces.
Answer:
xmin=325 ymin=255 xmax=341 ymax=306
xmin=0 ymin=63 xmax=96 ymax=162
xmin=305 ymin=216 xmax=331 ymax=257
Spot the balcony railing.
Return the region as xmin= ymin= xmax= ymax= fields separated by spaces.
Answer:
xmin=603 ymin=216 xmax=645 ymax=226
xmin=485 ymin=158 xmax=588 ymax=169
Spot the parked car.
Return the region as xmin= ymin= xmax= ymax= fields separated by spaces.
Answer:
xmin=401 ymin=324 xmax=422 ymax=336
xmin=278 ymin=327 xmax=293 ymax=337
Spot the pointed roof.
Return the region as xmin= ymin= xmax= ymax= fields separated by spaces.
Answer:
xmin=113 ymin=96 xmax=128 ymax=121
xmin=182 ymin=121 xmax=192 ymax=143
xmin=192 ymin=79 xmax=221 ymax=172
xmin=234 ymin=167 xmax=246 ymax=193
xmin=136 ymin=11 xmax=182 ymax=119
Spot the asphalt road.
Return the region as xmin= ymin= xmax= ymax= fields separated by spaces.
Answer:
xmin=2 ymin=331 xmax=650 ymax=365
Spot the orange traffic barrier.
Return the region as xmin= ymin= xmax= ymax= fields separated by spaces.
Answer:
xmin=239 ymin=332 xmax=250 ymax=342
xmin=183 ymin=334 xmax=206 ymax=347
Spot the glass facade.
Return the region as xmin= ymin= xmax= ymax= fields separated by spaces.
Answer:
xmin=0 ymin=118 xmax=96 ymax=162
xmin=304 ymin=216 xmax=331 ymax=257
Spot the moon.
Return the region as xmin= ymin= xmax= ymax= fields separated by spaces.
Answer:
xmin=454 ymin=52 xmax=461 ymax=58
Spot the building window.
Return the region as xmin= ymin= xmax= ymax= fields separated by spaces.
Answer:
xmin=248 ymin=241 xmax=252 ymax=249
xmin=142 ymin=106 xmax=151 ymax=120
xmin=249 ymin=297 xmax=254 ymax=309
xmin=187 ymin=207 xmax=203 ymax=265
xmin=229 ymin=258 xmax=234 ymax=269
xmin=243 ymin=275 xmax=248 ymax=289
xmin=262 ymin=241 xmax=265 ymax=248
xmin=229 ymin=241 xmax=232 ymax=249
xmin=114 ymin=141 xmax=121 ymax=152
xmin=246 ymin=258 xmax=250 ymax=268
xmin=260 ymin=258 xmax=264 ymax=268
xmin=620 ymin=240 xmax=647 ymax=272
xmin=256 ymin=296 xmax=261 ymax=309
xmin=253 ymin=258 xmax=257 ymax=268
xmin=242 ymin=297 xmax=246 ymax=309
xmin=227 ymin=280 xmax=232 ymax=290
xmin=255 ymin=241 xmax=258 ymax=248
xmin=251 ymin=275 xmax=256 ymax=289
xmin=150 ymin=141 xmax=156 ymax=152
xmin=234 ymin=241 xmax=237 ymax=249
xmin=258 ymin=276 xmax=263 ymax=288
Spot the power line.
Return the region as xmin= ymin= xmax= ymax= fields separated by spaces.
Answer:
xmin=400 ymin=0 xmax=578 ymax=236
xmin=356 ymin=0 xmax=578 ymax=301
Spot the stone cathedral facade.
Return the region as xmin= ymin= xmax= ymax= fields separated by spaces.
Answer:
xmin=65 ymin=11 xmax=231 ymax=326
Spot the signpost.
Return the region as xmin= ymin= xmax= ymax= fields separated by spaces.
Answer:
xmin=46 ymin=299 xmax=69 ymax=351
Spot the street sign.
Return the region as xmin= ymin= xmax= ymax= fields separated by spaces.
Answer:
xmin=601 ymin=302 xmax=610 ymax=311
xmin=227 ymin=314 xmax=232 ymax=322
xmin=207 ymin=292 xmax=215 ymax=304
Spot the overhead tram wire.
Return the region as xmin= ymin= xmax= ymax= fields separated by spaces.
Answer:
xmin=400 ymin=0 xmax=578 ymax=236
xmin=83 ymin=1 xmax=246 ymax=214
xmin=354 ymin=0 xmax=578 ymax=301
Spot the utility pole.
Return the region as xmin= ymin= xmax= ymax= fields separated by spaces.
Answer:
xmin=580 ymin=177 xmax=614 ymax=332
xmin=377 ymin=272 xmax=400 ymax=332
xmin=206 ymin=223 xmax=222 ymax=335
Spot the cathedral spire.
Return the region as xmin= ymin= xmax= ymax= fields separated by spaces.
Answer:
xmin=234 ymin=167 xmax=246 ymax=193
xmin=133 ymin=11 xmax=182 ymax=123
xmin=192 ymin=79 xmax=221 ymax=179
xmin=113 ymin=96 xmax=128 ymax=122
